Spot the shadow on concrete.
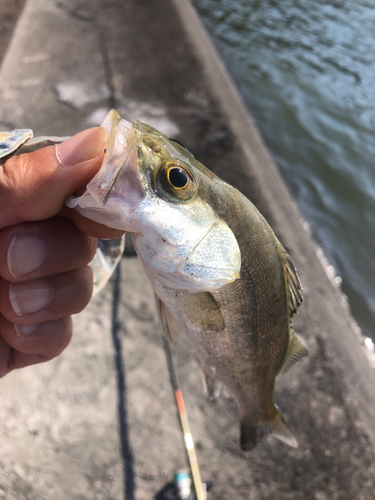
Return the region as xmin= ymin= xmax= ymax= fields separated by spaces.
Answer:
xmin=111 ymin=263 xmax=135 ymax=500
xmin=154 ymin=482 xmax=172 ymax=500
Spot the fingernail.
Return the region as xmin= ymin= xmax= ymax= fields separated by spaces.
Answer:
xmin=8 ymin=234 xmax=46 ymax=278
xmin=14 ymin=323 xmax=39 ymax=337
xmin=56 ymin=127 xmax=107 ymax=166
xmin=9 ymin=280 xmax=52 ymax=316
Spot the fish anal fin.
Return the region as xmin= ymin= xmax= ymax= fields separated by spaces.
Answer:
xmin=280 ymin=329 xmax=309 ymax=375
xmin=202 ymin=366 xmax=222 ymax=399
xmin=154 ymin=295 xmax=179 ymax=343
xmin=240 ymin=406 xmax=298 ymax=451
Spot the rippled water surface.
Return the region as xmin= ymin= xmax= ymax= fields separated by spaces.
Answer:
xmin=192 ymin=0 xmax=375 ymax=341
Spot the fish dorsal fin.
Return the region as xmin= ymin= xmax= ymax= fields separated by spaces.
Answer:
xmin=276 ymin=242 xmax=308 ymax=374
xmin=280 ymin=329 xmax=309 ymax=374
xmin=154 ymin=295 xmax=180 ymax=343
xmin=282 ymin=247 xmax=303 ymax=317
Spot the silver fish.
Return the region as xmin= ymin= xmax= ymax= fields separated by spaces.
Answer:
xmin=68 ymin=110 xmax=308 ymax=450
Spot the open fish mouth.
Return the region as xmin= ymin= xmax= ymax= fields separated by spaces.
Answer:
xmin=67 ymin=109 xmax=241 ymax=293
xmin=66 ymin=109 xmax=145 ymax=232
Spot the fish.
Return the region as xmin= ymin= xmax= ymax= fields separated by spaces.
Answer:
xmin=67 ymin=110 xmax=308 ymax=451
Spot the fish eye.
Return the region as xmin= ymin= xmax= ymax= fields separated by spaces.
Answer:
xmin=154 ymin=161 xmax=197 ymax=202
xmin=167 ymin=167 xmax=189 ymax=189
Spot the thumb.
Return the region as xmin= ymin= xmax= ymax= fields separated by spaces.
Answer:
xmin=0 ymin=127 xmax=107 ymax=230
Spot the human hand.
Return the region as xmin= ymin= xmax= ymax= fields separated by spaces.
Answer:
xmin=0 ymin=127 xmax=123 ymax=377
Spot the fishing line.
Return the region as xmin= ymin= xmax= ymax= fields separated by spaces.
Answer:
xmin=162 ymin=337 xmax=205 ymax=500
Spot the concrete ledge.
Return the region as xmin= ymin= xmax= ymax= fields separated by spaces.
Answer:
xmin=0 ymin=0 xmax=374 ymax=498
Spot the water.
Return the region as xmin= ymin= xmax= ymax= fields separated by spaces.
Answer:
xmin=192 ymin=0 xmax=375 ymax=342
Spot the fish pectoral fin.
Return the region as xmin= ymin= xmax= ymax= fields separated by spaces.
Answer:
xmin=280 ymin=328 xmax=309 ymax=375
xmin=240 ymin=406 xmax=298 ymax=451
xmin=180 ymin=292 xmax=225 ymax=332
xmin=155 ymin=295 xmax=180 ymax=343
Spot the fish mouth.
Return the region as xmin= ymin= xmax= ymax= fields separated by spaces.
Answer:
xmin=66 ymin=110 xmax=145 ymax=231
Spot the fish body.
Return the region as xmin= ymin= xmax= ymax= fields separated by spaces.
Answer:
xmin=68 ymin=110 xmax=308 ymax=450
xmin=145 ymin=170 xmax=304 ymax=450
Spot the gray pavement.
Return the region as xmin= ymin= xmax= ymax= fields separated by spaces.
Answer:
xmin=0 ymin=0 xmax=374 ymax=499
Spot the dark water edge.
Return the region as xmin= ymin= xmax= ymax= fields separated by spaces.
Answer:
xmin=192 ymin=0 xmax=375 ymax=345
xmin=0 ymin=0 xmax=27 ymax=64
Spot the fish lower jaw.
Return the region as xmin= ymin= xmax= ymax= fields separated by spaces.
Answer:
xmin=142 ymin=260 xmax=237 ymax=292
xmin=133 ymin=230 xmax=240 ymax=292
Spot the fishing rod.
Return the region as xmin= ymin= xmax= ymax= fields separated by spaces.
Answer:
xmin=163 ymin=337 xmax=206 ymax=500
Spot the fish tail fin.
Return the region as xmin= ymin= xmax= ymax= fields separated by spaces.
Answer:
xmin=240 ymin=407 xmax=298 ymax=451
xmin=240 ymin=420 xmax=263 ymax=451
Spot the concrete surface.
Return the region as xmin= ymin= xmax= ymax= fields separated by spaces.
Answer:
xmin=0 ymin=0 xmax=375 ymax=499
